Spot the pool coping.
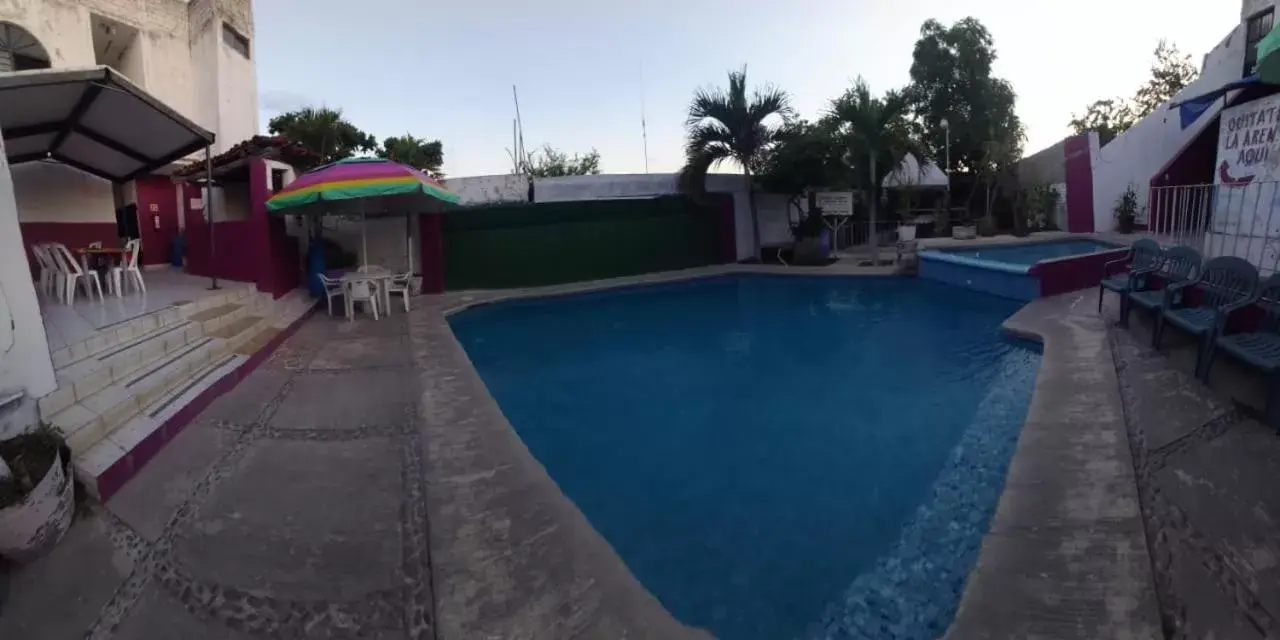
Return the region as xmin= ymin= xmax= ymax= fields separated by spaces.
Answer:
xmin=945 ymin=290 xmax=1161 ymax=639
xmin=409 ymin=262 xmax=1162 ymax=639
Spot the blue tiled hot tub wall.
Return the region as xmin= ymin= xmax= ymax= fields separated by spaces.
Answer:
xmin=918 ymin=256 xmax=1040 ymax=301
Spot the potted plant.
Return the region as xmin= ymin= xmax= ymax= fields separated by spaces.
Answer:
xmin=0 ymin=424 xmax=75 ymax=562
xmin=1115 ymin=184 xmax=1139 ymax=234
xmin=791 ymin=208 xmax=829 ymax=265
xmin=977 ymin=215 xmax=998 ymax=237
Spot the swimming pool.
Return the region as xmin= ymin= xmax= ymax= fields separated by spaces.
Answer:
xmin=945 ymin=240 xmax=1120 ymax=267
xmin=919 ymin=238 xmax=1127 ymax=301
xmin=449 ymin=275 xmax=1040 ymax=640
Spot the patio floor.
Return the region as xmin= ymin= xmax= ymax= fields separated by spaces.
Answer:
xmin=2 ymin=266 xmax=1279 ymax=638
xmin=39 ymin=268 xmax=247 ymax=352
xmin=2 ymin=310 xmax=429 ymax=639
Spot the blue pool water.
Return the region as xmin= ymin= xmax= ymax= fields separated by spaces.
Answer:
xmin=450 ymin=275 xmax=1040 ymax=640
xmin=946 ymin=240 xmax=1120 ymax=266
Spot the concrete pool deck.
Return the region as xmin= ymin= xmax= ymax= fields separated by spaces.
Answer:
xmin=5 ymin=255 xmax=1278 ymax=638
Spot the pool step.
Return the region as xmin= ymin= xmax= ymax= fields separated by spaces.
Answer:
xmin=71 ymin=290 xmax=318 ymax=500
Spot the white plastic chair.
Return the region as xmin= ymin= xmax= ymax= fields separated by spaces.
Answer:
xmin=317 ymin=273 xmax=346 ymax=316
xmin=345 ymin=278 xmax=379 ymax=321
xmin=50 ymin=243 xmax=103 ymax=304
xmin=31 ymin=244 xmax=57 ymax=298
xmin=386 ymin=272 xmax=413 ymax=313
xmin=109 ymin=239 xmax=145 ymax=296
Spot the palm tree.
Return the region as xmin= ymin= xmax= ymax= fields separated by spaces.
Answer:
xmin=267 ymin=107 xmax=377 ymax=167
xmin=680 ymin=68 xmax=793 ymax=260
xmin=379 ymin=134 xmax=444 ymax=176
xmin=827 ymin=78 xmax=929 ymax=262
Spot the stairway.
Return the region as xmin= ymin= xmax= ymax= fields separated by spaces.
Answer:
xmin=37 ymin=285 xmax=317 ymax=499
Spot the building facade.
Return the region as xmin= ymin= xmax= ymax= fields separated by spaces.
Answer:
xmin=1019 ymin=0 xmax=1279 ymax=234
xmin=1 ymin=0 xmax=257 ymax=265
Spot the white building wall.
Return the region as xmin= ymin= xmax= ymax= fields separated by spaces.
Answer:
xmin=0 ymin=135 xmax=57 ymax=434
xmin=444 ymin=174 xmax=529 ymax=204
xmin=1091 ymin=25 xmax=1247 ymax=232
xmin=10 ymin=163 xmax=114 ymax=224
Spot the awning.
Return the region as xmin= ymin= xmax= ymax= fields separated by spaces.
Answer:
xmin=0 ymin=66 xmax=215 ymax=183
xmin=1168 ymin=75 xmax=1262 ymax=129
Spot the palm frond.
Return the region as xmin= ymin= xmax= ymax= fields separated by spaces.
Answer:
xmin=685 ymin=121 xmax=735 ymax=160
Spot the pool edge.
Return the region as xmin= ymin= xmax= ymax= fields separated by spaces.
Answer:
xmin=944 ymin=292 xmax=1161 ymax=639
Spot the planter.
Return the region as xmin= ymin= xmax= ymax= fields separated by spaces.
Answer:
xmin=0 ymin=450 xmax=74 ymax=562
xmin=792 ymin=236 xmax=828 ymax=265
xmin=952 ymin=225 xmax=977 ymax=240
xmin=1117 ymin=217 xmax=1135 ymax=234
xmin=898 ymin=224 xmax=917 ymax=242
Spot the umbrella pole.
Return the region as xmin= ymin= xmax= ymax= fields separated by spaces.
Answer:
xmin=361 ymin=208 xmax=368 ymax=270
xmin=405 ymin=213 xmax=413 ymax=274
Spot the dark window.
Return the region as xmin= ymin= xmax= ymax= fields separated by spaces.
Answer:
xmin=222 ymin=23 xmax=249 ymax=59
xmin=1245 ymin=8 xmax=1275 ymax=76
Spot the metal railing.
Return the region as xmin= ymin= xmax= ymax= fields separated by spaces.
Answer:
xmin=1148 ymin=182 xmax=1280 ymax=275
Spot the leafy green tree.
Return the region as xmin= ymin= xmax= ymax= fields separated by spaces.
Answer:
xmin=827 ymin=78 xmax=930 ymax=256
xmin=1068 ymin=40 xmax=1198 ymax=145
xmin=379 ymin=134 xmax=444 ymax=176
xmin=1133 ymin=40 xmax=1199 ymax=118
xmin=1068 ymin=99 xmax=1137 ymax=146
xmin=907 ymin=17 xmax=1022 ymax=213
xmin=679 ymin=67 xmax=794 ymax=259
xmin=522 ymin=145 xmax=601 ymax=177
xmin=756 ymin=119 xmax=845 ymax=221
xmin=267 ymin=107 xmax=377 ymax=167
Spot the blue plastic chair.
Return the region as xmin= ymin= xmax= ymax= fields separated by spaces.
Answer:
xmin=1154 ymin=256 xmax=1259 ymax=379
xmin=1207 ymin=273 xmax=1280 ymax=427
xmin=1122 ymin=245 xmax=1202 ymax=328
xmin=1098 ymin=238 xmax=1162 ymax=314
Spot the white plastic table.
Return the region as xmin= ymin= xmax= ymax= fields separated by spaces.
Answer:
xmin=341 ymin=267 xmax=393 ymax=317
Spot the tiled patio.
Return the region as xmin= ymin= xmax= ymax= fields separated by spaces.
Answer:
xmin=39 ymin=268 xmax=243 ymax=352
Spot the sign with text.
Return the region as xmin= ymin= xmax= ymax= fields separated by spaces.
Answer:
xmin=814 ymin=191 xmax=854 ymax=217
xmin=1217 ymin=93 xmax=1280 ymax=185
xmin=1211 ymin=95 xmax=1280 ymax=267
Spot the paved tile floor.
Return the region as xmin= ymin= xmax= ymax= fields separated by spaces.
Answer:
xmin=40 ymin=269 xmax=241 ymax=351
xmin=1105 ymin=301 xmax=1280 ymax=639
xmin=0 ymin=311 xmax=431 ymax=640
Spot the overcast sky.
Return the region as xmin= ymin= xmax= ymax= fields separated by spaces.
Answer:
xmin=253 ymin=0 xmax=1241 ymax=177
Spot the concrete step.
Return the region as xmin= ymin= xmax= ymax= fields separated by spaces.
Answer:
xmin=46 ymin=283 xmax=257 ymax=371
xmin=53 ymin=306 xmax=267 ymax=455
xmin=38 ymin=296 xmax=261 ymax=419
xmin=75 ymin=352 xmax=248 ymax=499
xmin=69 ymin=288 xmax=318 ymax=500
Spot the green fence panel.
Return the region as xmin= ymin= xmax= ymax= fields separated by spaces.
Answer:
xmin=443 ymin=196 xmax=718 ymax=289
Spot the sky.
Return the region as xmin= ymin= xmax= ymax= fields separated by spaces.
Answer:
xmin=253 ymin=0 xmax=1241 ymax=178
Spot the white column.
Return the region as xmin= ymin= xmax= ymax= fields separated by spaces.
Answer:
xmin=0 ymin=126 xmax=57 ymax=438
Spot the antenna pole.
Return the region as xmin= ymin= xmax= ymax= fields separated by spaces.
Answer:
xmin=640 ymin=64 xmax=650 ymax=173
xmin=513 ymin=85 xmax=527 ymax=169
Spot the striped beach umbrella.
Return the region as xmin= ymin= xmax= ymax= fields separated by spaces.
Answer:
xmin=266 ymin=157 xmax=460 ymax=268
xmin=265 ymin=157 xmax=459 ymax=212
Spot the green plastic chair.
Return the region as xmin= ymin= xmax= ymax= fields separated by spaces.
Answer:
xmin=1207 ymin=273 xmax=1280 ymax=427
xmin=1154 ymin=256 xmax=1260 ymax=379
xmin=1098 ymin=238 xmax=1162 ymax=315
xmin=1122 ymin=245 xmax=1201 ymax=328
